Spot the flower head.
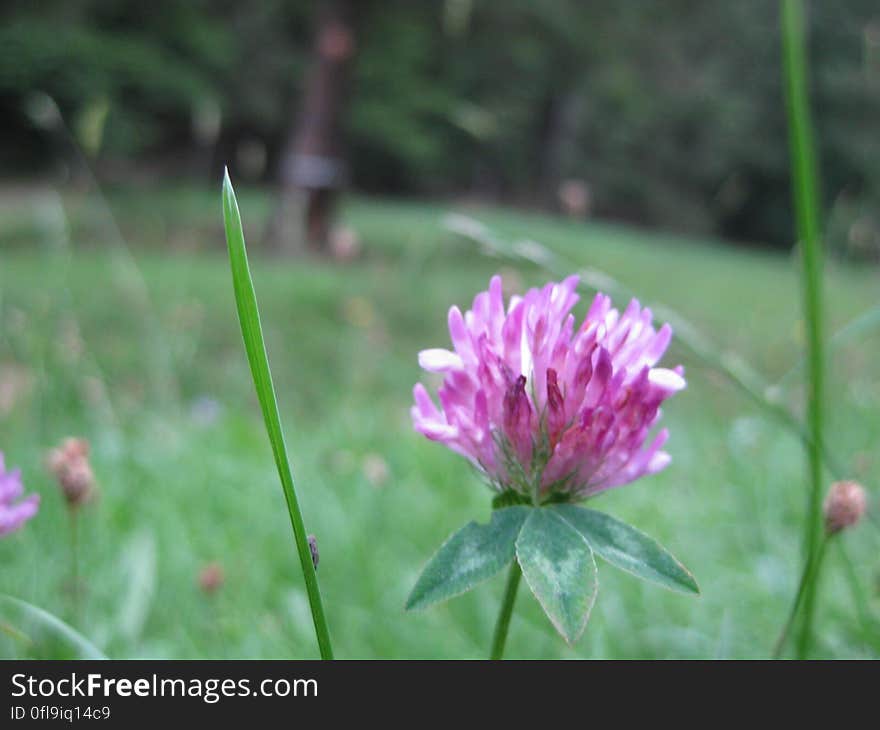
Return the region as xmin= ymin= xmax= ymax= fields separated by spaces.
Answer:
xmin=47 ymin=437 xmax=97 ymax=508
xmin=412 ymin=275 xmax=685 ymax=502
xmin=823 ymin=480 xmax=867 ymax=535
xmin=0 ymin=451 xmax=40 ymax=536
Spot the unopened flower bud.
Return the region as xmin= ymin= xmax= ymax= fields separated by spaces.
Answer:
xmin=503 ymin=374 xmax=532 ymax=465
xmin=546 ymin=368 xmax=565 ymax=445
xmin=198 ymin=562 xmax=225 ymax=594
xmin=824 ymin=480 xmax=867 ymax=535
xmin=47 ymin=437 xmax=97 ymax=508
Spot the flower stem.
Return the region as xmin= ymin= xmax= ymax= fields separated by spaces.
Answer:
xmin=780 ymin=0 xmax=826 ymax=661
xmin=69 ymin=510 xmax=80 ymax=621
xmin=773 ymin=535 xmax=828 ymax=658
xmin=490 ymin=560 xmax=522 ymax=660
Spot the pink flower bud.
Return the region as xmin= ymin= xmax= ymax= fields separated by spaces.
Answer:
xmin=198 ymin=562 xmax=225 ymax=594
xmin=503 ymin=375 xmax=532 ymax=466
xmin=824 ymin=480 xmax=867 ymax=535
xmin=546 ymin=368 xmax=565 ymax=446
xmin=47 ymin=437 xmax=97 ymax=509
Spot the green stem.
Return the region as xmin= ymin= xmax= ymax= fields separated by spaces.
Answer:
xmin=780 ymin=0 xmax=826 ymax=661
xmin=70 ymin=509 xmax=80 ymax=621
xmin=773 ymin=535 xmax=828 ymax=658
xmin=490 ymin=560 xmax=522 ymax=660
xmin=836 ymin=539 xmax=876 ymax=645
xmin=277 ymin=458 xmax=333 ymax=660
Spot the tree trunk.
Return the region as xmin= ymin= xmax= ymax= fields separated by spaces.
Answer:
xmin=266 ymin=0 xmax=356 ymax=255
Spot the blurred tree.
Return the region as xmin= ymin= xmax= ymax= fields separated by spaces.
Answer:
xmin=266 ymin=0 xmax=357 ymax=255
xmin=0 ymin=0 xmax=309 ymax=178
xmin=1 ymin=0 xmax=878 ymax=254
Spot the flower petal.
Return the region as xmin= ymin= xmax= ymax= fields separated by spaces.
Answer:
xmin=418 ymin=348 xmax=463 ymax=372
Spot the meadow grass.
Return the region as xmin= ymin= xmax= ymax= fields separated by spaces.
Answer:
xmin=0 ymin=186 xmax=877 ymax=658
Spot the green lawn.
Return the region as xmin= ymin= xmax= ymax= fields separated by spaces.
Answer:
xmin=1 ymin=185 xmax=877 ymax=658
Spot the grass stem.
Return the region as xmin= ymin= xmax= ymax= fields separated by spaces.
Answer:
xmin=69 ymin=509 xmax=80 ymax=622
xmin=780 ymin=0 xmax=826 ymax=660
xmin=773 ymin=535 xmax=828 ymax=658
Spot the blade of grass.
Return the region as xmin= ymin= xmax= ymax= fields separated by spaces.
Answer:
xmin=780 ymin=0 xmax=826 ymax=659
xmin=835 ymin=538 xmax=879 ymax=648
xmin=0 ymin=595 xmax=106 ymax=659
xmin=222 ymin=170 xmax=333 ymax=660
xmin=776 ymin=303 xmax=880 ymax=388
xmin=772 ymin=535 xmax=830 ymax=657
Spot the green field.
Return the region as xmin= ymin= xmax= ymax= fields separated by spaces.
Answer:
xmin=1 ymin=186 xmax=878 ymax=658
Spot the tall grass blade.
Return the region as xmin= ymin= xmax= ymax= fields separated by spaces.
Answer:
xmin=780 ymin=0 xmax=826 ymax=659
xmin=776 ymin=303 xmax=880 ymax=388
xmin=222 ymin=170 xmax=333 ymax=660
xmin=0 ymin=595 xmax=106 ymax=659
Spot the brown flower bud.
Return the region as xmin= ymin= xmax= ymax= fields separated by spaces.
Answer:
xmin=47 ymin=437 xmax=96 ymax=508
xmin=823 ymin=480 xmax=867 ymax=535
xmin=198 ymin=562 xmax=225 ymax=594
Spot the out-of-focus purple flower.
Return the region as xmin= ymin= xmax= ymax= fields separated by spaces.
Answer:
xmin=0 ymin=451 xmax=39 ymax=536
xmin=412 ymin=275 xmax=685 ymax=502
xmin=190 ymin=396 xmax=223 ymax=427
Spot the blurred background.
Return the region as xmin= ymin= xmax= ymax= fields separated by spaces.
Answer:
xmin=0 ymin=0 xmax=878 ymax=658
xmin=4 ymin=0 xmax=880 ymax=253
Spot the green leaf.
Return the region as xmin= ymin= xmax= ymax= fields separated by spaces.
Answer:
xmin=222 ymin=171 xmax=333 ymax=659
xmin=406 ymin=506 xmax=530 ymax=611
xmin=115 ymin=530 xmax=158 ymax=643
xmin=515 ymin=509 xmax=598 ymax=644
xmin=551 ymin=504 xmax=699 ymax=594
xmin=0 ymin=595 xmax=106 ymax=659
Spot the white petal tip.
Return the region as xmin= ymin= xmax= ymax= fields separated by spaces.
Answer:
xmin=649 ymin=368 xmax=687 ymax=392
